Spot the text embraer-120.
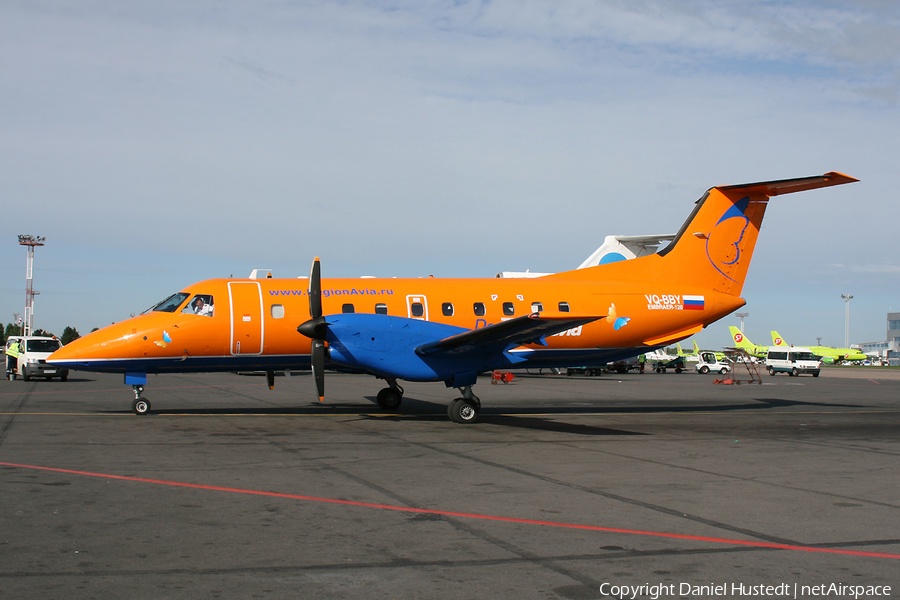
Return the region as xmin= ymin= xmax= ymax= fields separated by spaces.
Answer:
xmin=48 ymin=172 xmax=857 ymax=423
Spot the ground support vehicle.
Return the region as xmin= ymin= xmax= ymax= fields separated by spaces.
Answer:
xmin=5 ymin=336 xmax=69 ymax=381
xmin=695 ymin=351 xmax=731 ymax=375
xmin=765 ymin=347 xmax=822 ymax=377
xmin=655 ymin=356 xmax=687 ymax=373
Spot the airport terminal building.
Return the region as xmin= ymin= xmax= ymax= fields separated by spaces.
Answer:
xmin=859 ymin=312 xmax=900 ymax=365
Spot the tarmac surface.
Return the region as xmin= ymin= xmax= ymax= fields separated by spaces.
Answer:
xmin=1 ymin=366 xmax=898 ymax=599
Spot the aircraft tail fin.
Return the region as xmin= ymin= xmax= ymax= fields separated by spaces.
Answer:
xmin=771 ymin=331 xmax=788 ymax=346
xmin=547 ymin=172 xmax=856 ymax=299
xmin=729 ymin=326 xmax=755 ymax=349
xmin=652 ymin=172 xmax=857 ymax=297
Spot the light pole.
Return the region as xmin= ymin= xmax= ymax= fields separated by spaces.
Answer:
xmin=18 ymin=235 xmax=45 ymax=337
xmin=735 ymin=312 xmax=749 ymax=332
xmin=841 ymin=294 xmax=853 ymax=348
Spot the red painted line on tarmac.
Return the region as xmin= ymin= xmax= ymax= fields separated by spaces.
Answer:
xmin=2 ymin=461 xmax=898 ymax=560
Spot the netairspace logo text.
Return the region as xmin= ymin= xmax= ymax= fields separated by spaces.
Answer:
xmin=598 ymin=582 xmax=891 ymax=600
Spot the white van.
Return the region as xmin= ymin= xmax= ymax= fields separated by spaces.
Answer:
xmin=5 ymin=336 xmax=69 ymax=381
xmin=765 ymin=346 xmax=822 ymax=377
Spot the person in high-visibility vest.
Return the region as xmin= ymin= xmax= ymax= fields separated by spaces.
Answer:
xmin=5 ymin=340 xmax=22 ymax=379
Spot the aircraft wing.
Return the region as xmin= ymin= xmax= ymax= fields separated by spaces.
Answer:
xmin=415 ymin=312 xmax=602 ymax=358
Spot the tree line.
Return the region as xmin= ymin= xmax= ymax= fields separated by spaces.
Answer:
xmin=1 ymin=324 xmax=81 ymax=346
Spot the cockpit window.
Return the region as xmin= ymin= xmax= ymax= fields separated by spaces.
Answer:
xmin=144 ymin=292 xmax=190 ymax=314
xmin=182 ymin=295 xmax=215 ymax=317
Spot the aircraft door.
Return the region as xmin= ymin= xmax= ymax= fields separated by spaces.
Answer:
xmin=229 ymin=282 xmax=264 ymax=355
xmin=406 ymin=295 xmax=428 ymax=320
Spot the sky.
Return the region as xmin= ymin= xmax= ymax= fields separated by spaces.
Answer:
xmin=1 ymin=0 xmax=898 ymax=351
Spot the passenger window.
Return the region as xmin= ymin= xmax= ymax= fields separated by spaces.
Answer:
xmin=503 ymin=302 xmax=515 ymax=316
xmin=342 ymin=304 xmax=355 ymax=314
xmin=531 ymin=302 xmax=543 ymax=313
xmin=375 ymin=303 xmax=388 ymax=315
xmin=473 ymin=302 xmax=486 ymax=317
xmin=411 ymin=302 xmax=425 ymax=318
xmin=559 ymin=302 xmax=570 ymax=313
xmin=182 ymin=294 xmax=215 ymax=317
xmin=442 ymin=302 xmax=454 ymax=316
xmin=271 ymin=304 xmax=285 ymax=319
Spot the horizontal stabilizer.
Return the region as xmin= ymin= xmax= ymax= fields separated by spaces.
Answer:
xmin=717 ymin=172 xmax=858 ymax=196
xmin=416 ymin=312 xmax=602 ymax=358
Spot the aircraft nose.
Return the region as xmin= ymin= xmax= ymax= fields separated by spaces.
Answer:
xmin=47 ymin=339 xmax=81 ymax=366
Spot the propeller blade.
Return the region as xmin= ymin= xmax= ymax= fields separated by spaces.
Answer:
xmin=311 ymin=339 xmax=325 ymax=401
xmin=308 ymin=256 xmax=322 ymax=320
xmin=300 ymin=256 xmax=326 ymax=402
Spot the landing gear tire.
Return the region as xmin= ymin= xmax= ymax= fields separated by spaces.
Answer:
xmin=132 ymin=398 xmax=151 ymax=415
xmin=448 ymin=398 xmax=479 ymax=424
xmin=376 ymin=387 xmax=402 ymax=410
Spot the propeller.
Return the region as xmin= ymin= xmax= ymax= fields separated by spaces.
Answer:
xmin=296 ymin=257 xmax=327 ymax=401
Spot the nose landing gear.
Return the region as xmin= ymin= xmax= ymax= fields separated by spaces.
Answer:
xmin=132 ymin=385 xmax=151 ymax=415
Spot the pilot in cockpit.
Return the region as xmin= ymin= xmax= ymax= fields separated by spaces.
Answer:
xmin=188 ymin=295 xmax=214 ymax=317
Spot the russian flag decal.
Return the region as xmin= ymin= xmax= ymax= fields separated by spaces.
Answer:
xmin=683 ymin=295 xmax=705 ymax=310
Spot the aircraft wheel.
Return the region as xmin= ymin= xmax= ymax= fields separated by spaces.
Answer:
xmin=699 ymin=366 xmax=709 ymax=374
xmin=448 ymin=398 xmax=479 ymax=424
xmin=376 ymin=387 xmax=402 ymax=410
xmin=132 ymin=398 xmax=151 ymax=415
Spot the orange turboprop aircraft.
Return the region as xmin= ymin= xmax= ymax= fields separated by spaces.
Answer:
xmin=48 ymin=172 xmax=857 ymax=423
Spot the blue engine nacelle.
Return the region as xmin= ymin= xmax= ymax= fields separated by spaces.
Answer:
xmin=323 ymin=314 xmax=502 ymax=386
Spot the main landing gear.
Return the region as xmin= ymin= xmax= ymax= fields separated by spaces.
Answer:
xmin=376 ymin=379 xmax=404 ymax=410
xmin=132 ymin=385 xmax=151 ymax=415
xmin=448 ymin=386 xmax=481 ymax=424
xmin=374 ymin=380 xmax=481 ymax=424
